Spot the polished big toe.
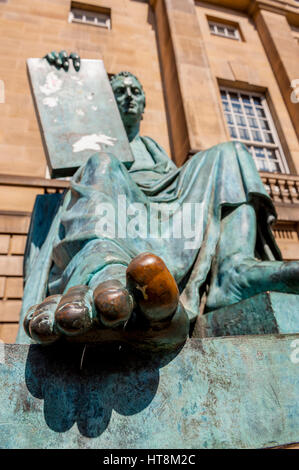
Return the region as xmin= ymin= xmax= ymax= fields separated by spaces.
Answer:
xmin=126 ymin=252 xmax=179 ymax=322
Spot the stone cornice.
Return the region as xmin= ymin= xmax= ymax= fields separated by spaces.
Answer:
xmin=149 ymin=1 xmax=299 ymax=26
xmin=248 ymin=0 xmax=287 ymax=18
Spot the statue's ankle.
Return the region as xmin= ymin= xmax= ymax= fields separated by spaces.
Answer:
xmin=217 ymin=254 xmax=257 ymax=276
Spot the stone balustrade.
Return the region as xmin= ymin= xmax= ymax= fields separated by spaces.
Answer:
xmin=260 ymin=172 xmax=299 ymax=205
xmin=1 ymin=173 xmax=299 ymax=205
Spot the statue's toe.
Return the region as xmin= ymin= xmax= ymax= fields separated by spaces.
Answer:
xmin=126 ymin=252 xmax=179 ymax=322
xmin=25 ymin=295 xmax=62 ymax=344
xmin=55 ymin=286 xmax=94 ymax=335
xmin=94 ymin=280 xmax=134 ymax=327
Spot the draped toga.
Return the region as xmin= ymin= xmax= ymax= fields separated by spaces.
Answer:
xmin=17 ymin=137 xmax=280 ymax=342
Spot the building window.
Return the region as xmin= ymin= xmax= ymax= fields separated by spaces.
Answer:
xmin=220 ymin=88 xmax=288 ymax=173
xmin=208 ymin=21 xmax=240 ymax=41
xmin=69 ymin=4 xmax=111 ymax=30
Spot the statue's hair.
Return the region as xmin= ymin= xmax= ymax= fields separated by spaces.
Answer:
xmin=110 ymin=71 xmax=146 ymax=108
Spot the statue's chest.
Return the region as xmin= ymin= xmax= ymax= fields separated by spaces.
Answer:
xmin=129 ymin=138 xmax=156 ymax=171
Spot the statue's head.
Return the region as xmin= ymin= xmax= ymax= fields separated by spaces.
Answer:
xmin=110 ymin=71 xmax=146 ymax=127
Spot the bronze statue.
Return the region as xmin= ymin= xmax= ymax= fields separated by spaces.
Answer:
xmin=19 ymin=53 xmax=299 ymax=351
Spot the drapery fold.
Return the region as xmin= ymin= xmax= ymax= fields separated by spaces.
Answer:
xmin=17 ymin=138 xmax=280 ymax=342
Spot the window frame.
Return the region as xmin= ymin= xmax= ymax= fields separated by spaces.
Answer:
xmin=220 ymin=87 xmax=289 ymax=174
xmin=69 ymin=7 xmax=111 ymax=30
xmin=208 ymin=20 xmax=241 ymax=41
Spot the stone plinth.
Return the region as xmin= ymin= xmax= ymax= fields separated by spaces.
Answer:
xmin=0 ymin=334 xmax=298 ymax=448
xmin=196 ymin=292 xmax=299 ymax=338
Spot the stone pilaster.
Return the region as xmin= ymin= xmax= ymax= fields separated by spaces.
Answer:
xmin=150 ymin=0 xmax=227 ymax=165
xmin=250 ymin=1 xmax=299 ymax=140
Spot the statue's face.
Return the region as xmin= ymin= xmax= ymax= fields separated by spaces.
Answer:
xmin=111 ymin=75 xmax=145 ymax=126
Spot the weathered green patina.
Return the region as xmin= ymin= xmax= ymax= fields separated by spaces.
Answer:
xmin=27 ymin=59 xmax=134 ymax=177
xmin=0 ymin=335 xmax=298 ymax=448
xmin=18 ymin=64 xmax=299 ymax=349
xmin=195 ymin=291 xmax=299 ymax=338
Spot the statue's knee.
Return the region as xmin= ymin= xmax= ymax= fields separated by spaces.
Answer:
xmin=87 ymin=152 xmax=122 ymax=172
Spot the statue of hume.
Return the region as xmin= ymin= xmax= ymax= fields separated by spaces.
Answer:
xmin=18 ymin=53 xmax=299 ymax=350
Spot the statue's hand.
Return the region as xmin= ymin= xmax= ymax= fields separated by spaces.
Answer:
xmin=44 ymin=50 xmax=81 ymax=71
xmin=23 ymin=253 xmax=189 ymax=351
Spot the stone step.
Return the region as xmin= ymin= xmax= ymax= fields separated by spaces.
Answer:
xmin=0 ymin=334 xmax=298 ymax=448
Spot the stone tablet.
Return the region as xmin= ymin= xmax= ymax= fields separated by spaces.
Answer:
xmin=27 ymin=58 xmax=134 ymax=177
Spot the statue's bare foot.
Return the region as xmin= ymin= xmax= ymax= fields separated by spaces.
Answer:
xmin=206 ymin=258 xmax=299 ymax=312
xmin=24 ymin=253 xmax=189 ymax=350
xmin=24 ymin=286 xmax=95 ymax=344
xmin=24 ymin=283 xmax=132 ymax=345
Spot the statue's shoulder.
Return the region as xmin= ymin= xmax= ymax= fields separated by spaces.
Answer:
xmin=141 ymin=136 xmax=179 ymax=172
xmin=140 ymin=136 xmax=171 ymax=159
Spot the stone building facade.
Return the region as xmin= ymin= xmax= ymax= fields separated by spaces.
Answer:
xmin=0 ymin=0 xmax=298 ymax=342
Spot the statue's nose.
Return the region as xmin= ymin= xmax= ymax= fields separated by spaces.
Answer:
xmin=125 ymin=87 xmax=133 ymax=98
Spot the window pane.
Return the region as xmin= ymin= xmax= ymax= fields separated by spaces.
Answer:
xmin=229 ymin=127 xmax=237 ymax=138
xmin=229 ymin=92 xmax=239 ymax=102
xmin=253 ymin=96 xmax=262 ymax=106
xmin=241 ymin=94 xmax=250 ymax=104
xmin=222 ymin=101 xmax=230 ymax=112
xmin=268 ymin=160 xmax=281 ymax=172
xmin=227 ymin=28 xmax=236 ymax=36
xmin=217 ymin=25 xmax=225 ymax=33
xmin=232 ymin=102 xmax=242 ymax=114
xmin=235 ymin=114 xmax=246 ymax=126
xmin=264 ymin=132 xmax=274 ymax=143
xmin=248 ymin=117 xmax=258 ymax=128
xmin=239 ymin=128 xmax=250 ymax=140
xmin=244 ymin=106 xmax=254 ymax=116
xmin=254 ymin=147 xmax=266 ymax=158
xmin=256 ymin=107 xmax=266 ymax=118
xmin=251 ymin=129 xmax=262 ymax=142
xmin=255 ymin=159 xmax=267 ymax=171
xmin=73 ymin=11 xmax=83 ymax=19
xmin=225 ymin=113 xmax=233 ymax=125
xmin=259 ymin=119 xmax=270 ymax=130
xmin=220 ymin=90 xmax=227 ymax=99
xmin=266 ymin=148 xmax=277 ymax=160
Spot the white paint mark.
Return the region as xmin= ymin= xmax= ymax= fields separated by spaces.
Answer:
xmin=92 ymin=106 xmax=98 ymax=111
xmin=87 ymin=93 xmax=94 ymax=101
xmin=77 ymin=81 xmax=83 ymax=86
xmin=123 ymin=77 xmax=133 ymax=86
xmin=76 ymin=109 xmax=85 ymax=116
xmin=43 ymin=96 xmax=58 ymax=108
xmin=39 ymin=72 xmax=62 ymax=96
xmin=72 ymin=134 xmax=117 ymax=153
